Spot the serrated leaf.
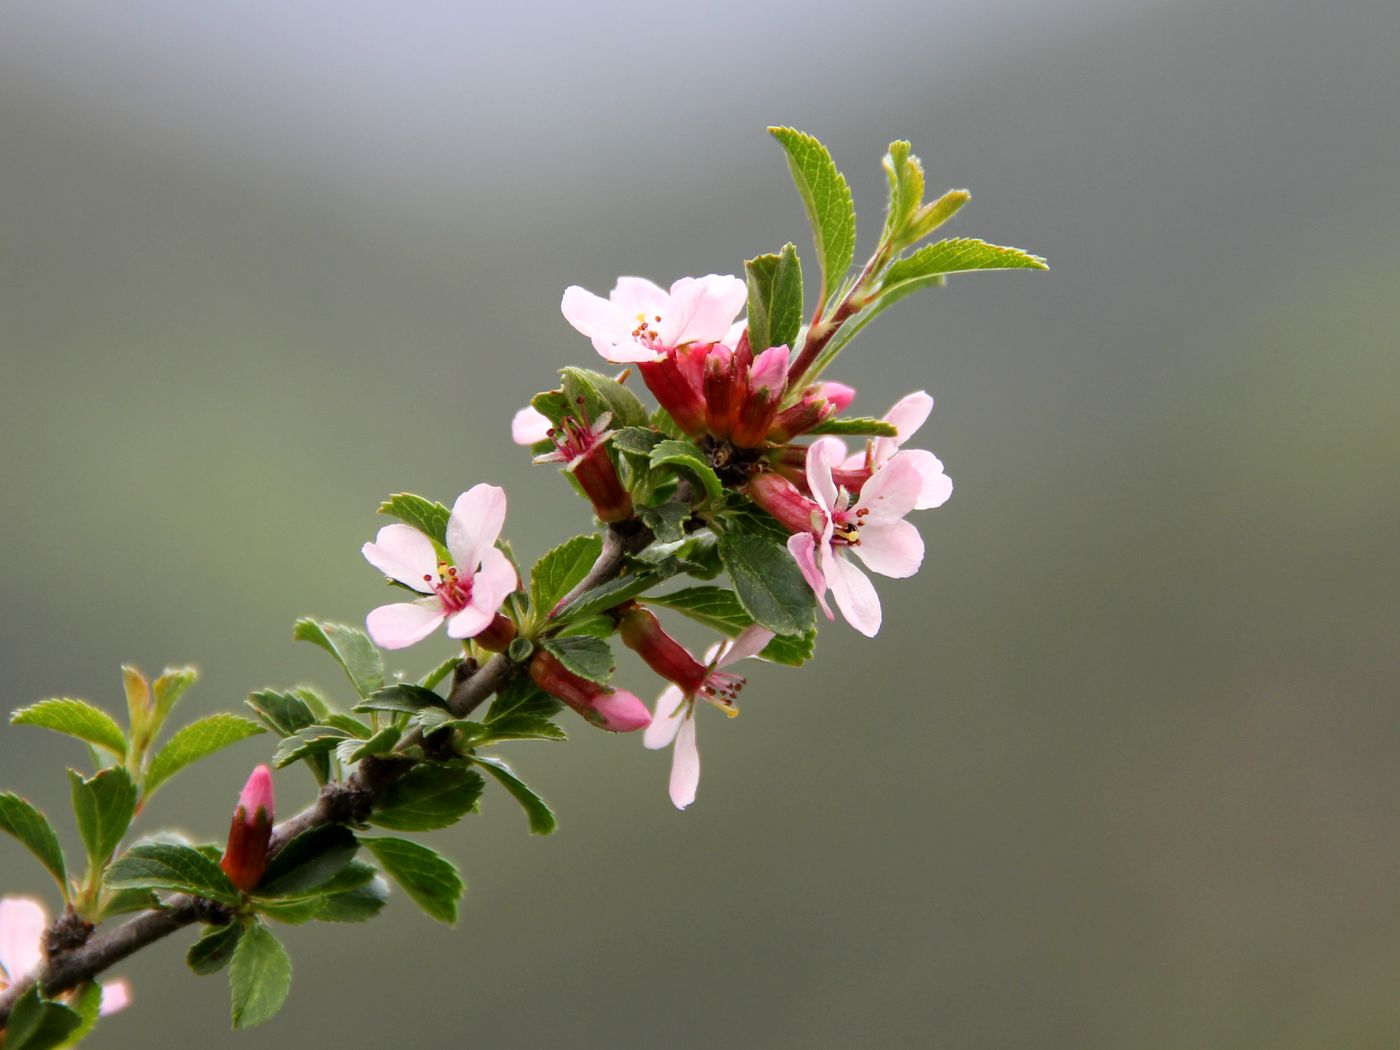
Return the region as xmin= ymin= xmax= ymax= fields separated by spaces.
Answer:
xmin=745 ymin=243 xmax=804 ymax=353
xmin=107 ymin=842 xmax=240 ymax=904
xmin=292 ymin=619 xmax=384 ymax=700
xmin=610 ymin=426 xmax=663 ymax=457
xmin=354 ymin=684 xmax=448 ymax=716
xmin=188 ymin=923 xmax=243 ymax=976
xmin=647 ymin=586 xmax=755 ymax=636
xmin=769 ymin=127 xmax=856 ymax=310
xmin=717 ymin=530 xmax=816 ymax=636
xmin=475 ymin=757 xmax=558 ymax=835
xmin=377 ymin=493 xmax=451 ymax=546
xmin=3 ymin=986 xmax=83 ymax=1050
xmin=229 ymin=922 xmax=292 ymax=1030
xmin=68 ymin=766 xmax=137 ymax=866
xmin=272 ymin=726 xmax=348 ymax=771
xmin=418 ymin=654 xmax=462 ymax=691
xmin=360 ymin=837 xmax=464 ymax=925
xmin=529 ymin=533 xmax=603 ymax=622
xmin=369 ymin=762 xmax=484 ymax=832
xmin=560 ymin=366 xmax=650 ymax=429
xmin=882 ymin=139 xmax=925 ymax=244
xmin=144 ymin=715 xmax=265 ymax=798
xmin=0 ymin=793 xmax=67 ymax=894
xmin=343 ymin=726 xmax=402 ymax=763
xmin=315 ymin=874 xmax=390 ymax=923
xmin=10 ymin=699 xmax=128 ymax=759
xmin=478 ymin=714 xmax=567 ymax=743
xmin=807 ymin=416 xmax=899 ymax=437
xmin=59 ymin=980 xmax=103 ymax=1047
xmin=151 ymin=666 xmax=198 ymax=729
xmin=485 ymin=677 xmax=563 ymax=724
xmin=530 ymin=388 xmax=571 ymax=427
xmin=256 ymin=825 xmax=359 ymax=898
xmin=99 ymin=887 xmax=159 ymax=919
xmin=245 ymin=690 xmax=318 ymax=738
xmin=121 ymin=666 xmax=150 ymax=740
xmin=883 ymin=237 xmax=1047 ymax=291
xmin=906 ymin=188 xmax=971 ymax=245
xmin=540 ymin=636 xmax=615 ymax=685
xmin=759 ymin=628 xmax=817 ymax=667
xmin=649 ymin=440 xmax=724 ymax=503
xmin=321 ymin=713 xmax=372 ymax=740
xmin=553 ymin=570 xmax=663 ymax=622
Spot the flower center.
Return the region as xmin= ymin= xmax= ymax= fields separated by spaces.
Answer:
xmin=699 ymin=670 xmax=745 ymax=717
xmin=423 ymin=563 xmax=472 ymax=613
xmin=831 ymin=505 xmax=869 ymax=547
xmin=631 ymin=312 xmax=664 ymax=350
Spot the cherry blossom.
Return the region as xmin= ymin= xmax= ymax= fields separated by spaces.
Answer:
xmin=786 ymin=440 xmax=926 ymax=638
xmin=643 ymin=625 xmax=774 ymax=810
xmin=561 ymin=274 xmax=747 ymax=364
xmin=821 ymin=391 xmax=952 ymax=510
xmin=511 ymin=405 xmax=552 ymax=445
xmin=362 ymin=485 xmax=517 ymax=649
xmin=0 ymin=896 xmax=130 ymax=1015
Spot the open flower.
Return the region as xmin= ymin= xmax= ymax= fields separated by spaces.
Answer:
xmin=362 ymin=485 xmax=517 ymax=649
xmin=643 ymin=625 xmax=773 ymax=810
xmin=511 ymin=405 xmax=552 ymax=445
xmin=0 ymin=896 xmax=130 ymax=1016
xmin=821 ymin=391 xmax=952 ymax=510
xmin=786 ymin=440 xmax=925 ymax=637
xmin=561 ymin=274 xmax=746 ymax=364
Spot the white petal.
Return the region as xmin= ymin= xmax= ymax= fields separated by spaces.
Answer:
xmin=719 ymin=625 xmax=775 ymax=666
xmin=827 ymin=553 xmax=882 ymax=637
xmin=851 ymin=518 xmax=925 ymax=579
xmin=99 ymin=978 xmax=132 ymax=1015
xmin=0 ymin=897 xmax=47 ymax=981
xmin=666 ymin=274 xmax=746 ymax=346
xmin=787 ymin=532 xmax=833 ymax=621
xmin=804 ymin=440 xmax=839 ymax=514
xmin=445 ymin=604 xmax=494 ymax=639
xmin=362 ymin=525 xmax=437 ymax=592
xmin=471 ymin=546 xmax=518 ymax=613
xmin=644 ymin=687 xmax=686 ymax=749
xmin=366 ymin=600 xmax=444 ymax=649
xmin=593 ymin=334 xmax=663 ymax=364
xmin=512 ymin=406 xmax=553 ymax=445
xmin=611 ymin=276 xmax=670 ymax=317
xmin=561 ymin=285 xmax=630 ymax=340
xmin=446 ymin=483 xmax=507 ymax=571
xmin=669 ymin=715 xmax=701 ymax=810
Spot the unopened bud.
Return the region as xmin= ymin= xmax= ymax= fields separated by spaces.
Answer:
xmin=767 ymin=393 xmax=836 ymax=443
xmin=618 ymin=606 xmax=708 ymax=692
xmin=639 ymin=354 xmax=707 ymax=438
xmin=528 ymin=650 xmax=651 ymax=733
xmin=571 ymin=442 xmax=634 ymax=523
xmin=475 ymin=613 xmax=518 ymax=653
xmin=747 ymin=472 xmax=824 ymax=534
xmin=220 ymin=765 xmax=274 ymax=893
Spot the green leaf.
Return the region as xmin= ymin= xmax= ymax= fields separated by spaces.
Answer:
xmin=647 ymin=586 xmax=754 ymax=636
xmin=107 ymin=842 xmax=240 ymax=905
xmin=744 ymin=242 xmax=804 ymax=353
xmin=244 ymin=690 xmax=317 ymax=738
xmin=59 ymin=980 xmax=103 ymax=1048
xmin=187 ymin=923 xmax=243 ymax=976
xmin=3 ymin=986 xmax=83 ymax=1050
xmin=905 ymin=188 xmax=971 ymax=245
xmin=272 ymin=726 xmax=349 ymax=772
xmin=229 ymin=922 xmax=292 ymax=1030
xmin=807 ymin=416 xmax=899 ymax=437
xmin=768 ymin=127 xmax=856 ymax=309
xmin=68 ymin=766 xmax=137 ymax=866
xmin=360 ymin=837 xmax=464 ymax=926
xmin=316 ymin=881 xmax=389 ymax=923
xmin=321 ymin=713 xmax=373 ymax=740
xmin=529 ymin=388 xmax=571 ymax=427
xmin=369 ymin=762 xmax=484 ymax=832
xmin=144 ymin=715 xmax=265 ymax=798
xmin=257 ymin=825 xmax=359 ymax=897
xmin=121 ymin=666 xmax=151 ymax=742
xmin=649 ymin=440 xmax=724 ymax=503
xmin=477 ymin=714 xmax=566 ymax=743
xmin=475 ymin=757 xmax=558 ymax=835
xmin=540 ymin=636 xmax=615 ymax=685
xmin=485 ymin=677 xmax=562 ymax=724
xmin=560 ymin=366 xmax=650 ymax=429
xmin=554 ymin=570 xmax=663 ymax=622
xmin=717 ymin=530 xmax=816 ymax=636
xmin=377 ymin=492 xmax=451 ymax=546
xmin=10 ymin=699 xmax=127 ymax=758
xmin=292 ymin=618 xmax=384 ymax=700
xmin=151 ymin=666 xmax=198 ymax=729
xmin=883 ymin=237 xmax=1047 ymax=291
xmin=881 ymin=140 xmax=925 ymax=244
xmin=759 ymin=628 xmax=817 ymax=667
xmin=610 ymin=426 xmax=663 ymax=457
xmin=99 ymin=887 xmax=159 ymax=919
xmin=354 ymin=684 xmax=448 ymax=716
xmin=529 ymin=533 xmax=603 ymax=622
xmin=343 ymin=726 xmax=402 ymax=763
xmin=0 ymin=794 xmax=67 ymax=894
xmin=419 ymin=654 xmax=463 ymax=691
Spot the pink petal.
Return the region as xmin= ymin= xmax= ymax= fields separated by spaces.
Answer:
xmin=644 ymin=686 xmax=686 ymax=749
xmin=851 ymin=518 xmax=925 ymax=579
xmin=719 ymin=625 xmax=775 ymax=666
xmin=362 ymin=525 xmax=437 ymax=592
xmin=99 ymin=978 xmax=132 ymax=1016
xmin=669 ymin=715 xmax=701 ymax=810
xmin=667 ymin=274 xmax=747 ymax=345
xmin=748 ymin=346 xmax=790 ymax=391
xmin=724 ymin=320 xmax=748 ymax=348
xmin=892 ymin=449 xmax=953 ymax=509
xmin=804 ymin=440 xmax=839 ymax=515
xmin=446 ymin=483 xmax=507 ymax=571
xmin=872 ymin=390 xmax=933 ymax=464
xmin=611 ymin=276 xmax=670 ymax=317
xmin=589 ymin=690 xmax=652 ymax=733
xmin=561 ymin=285 xmax=630 ymax=341
xmin=512 ymin=406 xmax=553 ymax=445
xmin=445 ymin=604 xmax=495 ymax=640
xmin=366 ymin=600 xmax=444 ymax=649
xmin=788 ymin=532 xmax=834 ymax=621
xmin=593 ymin=334 xmax=663 ymax=364
xmin=471 ymin=546 xmax=518 ymax=612
xmin=0 ymin=897 xmax=47 ymax=981
xmin=818 ymin=381 xmax=857 ymax=412
xmin=808 ymin=435 xmax=852 ymax=473
xmin=826 ymin=552 xmax=882 ymax=637
xmin=856 ymin=455 xmax=923 ymax=522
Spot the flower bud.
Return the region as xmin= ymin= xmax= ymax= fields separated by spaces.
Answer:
xmin=703 ymin=344 xmax=740 ymax=438
xmin=746 ymin=472 xmax=825 ymax=534
xmin=731 ymin=346 xmax=790 ymax=447
xmin=639 ymin=353 xmax=707 ymax=437
xmin=220 ymin=765 xmax=274 ymax=893
xmin=767 ymin=393 xmax=836 ymax=443
xmin=571 ymin=442 xmax=634 ymax=523
xmin=528 ymin=650 xmax=651 ymax=733
xmin=474 ymin=612 xmax=518 ymax=653
xmin=618 ymin=606 xmax=708 ymax=693
xmin=816 ymin=381 xmax=856 ymax=412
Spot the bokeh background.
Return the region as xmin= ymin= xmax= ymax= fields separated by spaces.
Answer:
xmin=3 ymin=1 xmax=1398 ymax=1047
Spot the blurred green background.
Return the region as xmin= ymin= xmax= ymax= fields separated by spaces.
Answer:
xmin=3 ymin=1 xmax=1398 ymax=1046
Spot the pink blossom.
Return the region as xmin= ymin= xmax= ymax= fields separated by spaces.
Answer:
xmin=0 ymin=896 xmax=130 ymax=1015
xmin=786 ymin=441 xmax=926 ymax=638
xmin=561 ymin=274 xmax=747 ymax=364
xmin=511 ymin=405 xmax=552 ymax=445
xmin=822 ymin=391 xmax=952 ymax=510
xmin=362 ymin=485 xmax=517 ymax=649
xmin=643 ymin=625 xmax=774 ymax=810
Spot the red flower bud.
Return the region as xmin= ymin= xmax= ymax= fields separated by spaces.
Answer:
xmin=571 ymin=442 xmax=634 ymax=523
xmin=639 ymin=353 xmax=707 ymax=438
xmin=528 ymin=650 xmax=651 ymax=733
xmin=220 ymin=765 xmax=274 ymax=893
xmin=618 ymin=606 xmax=708 ymax=693
xmin=703 ymin=345 xmax=741 ymax=438
xmin=746 ymin=472 xmax=825 ymax=535
xmin=767 ymin=393 xmax=836 ymax=442
xmin=474 ymin=612 xmax=518 ymax=653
